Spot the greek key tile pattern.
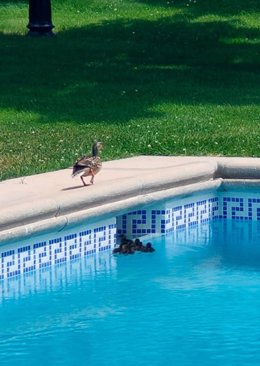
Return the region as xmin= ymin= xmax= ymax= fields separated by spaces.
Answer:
xmin=117 ymin=192 xmax=260 ymax=238
xmin=222 ymin=197 xmax=260 ymax=221
xmin=117 ymin=195 xmax=220 ymax=236
xmin=0 ymin=221 xmax=116 ymax=280
xmin=0 ymin=252 xmax=117 ymax=303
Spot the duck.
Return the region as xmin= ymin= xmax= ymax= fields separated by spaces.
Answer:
xmin=72 ymin=141 xmax=103 ymax=186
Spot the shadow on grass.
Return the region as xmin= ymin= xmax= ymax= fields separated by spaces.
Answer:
xmin=0 ymin=0 xmax=27 ymax=6
xmin=0 ymin=7 xmax=259 ymax=125
xmin=132 ymin=0 xmax=260 ymax=16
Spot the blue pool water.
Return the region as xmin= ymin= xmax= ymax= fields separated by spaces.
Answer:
xmin=1 ymin=219 xmax=260 ymax=366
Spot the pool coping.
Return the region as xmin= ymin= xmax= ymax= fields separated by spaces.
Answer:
xmin=0 ymin=156 xmax=260 ymax=245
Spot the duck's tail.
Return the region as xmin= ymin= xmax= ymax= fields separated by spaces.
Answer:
xmin=71 ymin=166 xmax=81 ymax=177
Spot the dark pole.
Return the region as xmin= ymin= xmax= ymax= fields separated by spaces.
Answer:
xmin=27 ymin=0 xmax=54 ymax=36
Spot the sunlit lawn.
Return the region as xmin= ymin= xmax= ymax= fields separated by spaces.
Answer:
xmin=0 ymin=0 xmax=259 ymax=180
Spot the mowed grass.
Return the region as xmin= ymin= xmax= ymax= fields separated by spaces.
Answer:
xmin=0 ymin=0 xmax=259 ymax=180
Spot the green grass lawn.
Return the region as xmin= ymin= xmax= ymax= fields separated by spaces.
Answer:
xmin=0 ymin=0 xmax=259 ymax=180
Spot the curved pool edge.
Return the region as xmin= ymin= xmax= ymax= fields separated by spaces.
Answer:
xmin=0 ymin=179 xmax=223 ymax=246
xmin=0 ymin=156 xmax=260 ymax=246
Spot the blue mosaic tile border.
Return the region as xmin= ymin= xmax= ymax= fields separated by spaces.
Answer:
xmin=222 ymin=197 xmax=260 ymax=221
xmin=117 ymin=196 xmax=220 ymax=236
xmin=117 ymin=194 xmax=260 ymax=237
xmin=0 ymin=251 xmax=117 ymax=302
xmin=0 ymin=222 xmax=116 ymax=280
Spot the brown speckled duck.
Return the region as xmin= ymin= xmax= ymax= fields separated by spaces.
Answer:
xmin=72 ymin=141 xmax=103 ymax=186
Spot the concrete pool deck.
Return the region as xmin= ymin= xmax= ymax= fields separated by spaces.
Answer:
xmin=0 ymin=156 xmax=260 ymax=244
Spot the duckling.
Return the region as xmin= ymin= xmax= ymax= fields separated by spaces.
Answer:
xmin=144 ymin=242 xmax=155 ymax=252
xmin=134 ymin=238 xmax=144 ymax=251
xmin=72 ymin=141 xmax=103 ymax=186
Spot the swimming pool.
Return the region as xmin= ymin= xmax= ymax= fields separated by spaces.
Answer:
xmin=0 ymin=183 xmax=260 ymax=365
xmin=1 ymin=218 xmax=260 ymax=366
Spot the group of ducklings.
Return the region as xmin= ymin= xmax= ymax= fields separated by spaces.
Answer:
xmin=113 ymin=235 xmax=155 ymax=255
